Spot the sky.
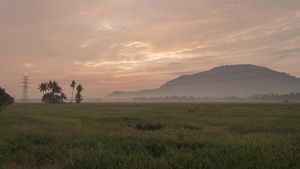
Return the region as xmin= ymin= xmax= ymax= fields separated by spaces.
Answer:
xmin=1 ymin=0 xmax=300 ymax=100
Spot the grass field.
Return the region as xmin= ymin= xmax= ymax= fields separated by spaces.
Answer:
xmin=0 ymin=103 xmax=300 ymax=169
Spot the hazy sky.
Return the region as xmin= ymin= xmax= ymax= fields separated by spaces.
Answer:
xmin=1 ymin=0 xmax=300 ymax=99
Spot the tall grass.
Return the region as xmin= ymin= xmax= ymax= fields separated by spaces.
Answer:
xmin=0 ymin=103 xmax=299 ymax=168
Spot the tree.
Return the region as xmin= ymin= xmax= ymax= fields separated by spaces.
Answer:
xmin=75 ymin=92 xmax=83 ymax=103
xmin=38 ymin=82 xmax=48 ymax=103
xmin=75 ymin=84 xmax=84 ymax=103
xmin=47 ymin=81 xmax=53 ymax=90
xmin=51 ymin=81 xmax=62 ymax=94
xmin=0 ymin=87 xmax=14 ymax=112
xmin=60 ymin=93 xmax=67 ymax=103
xmin=38 ymin=82 xmax=48 ymax=95
xmin=70 ymin=80 xmax=76 ymax=103
xmin=76 ymin=84 xmax=83 ymax=93
xmin=39 ymin=81 xmax=64 ymax=104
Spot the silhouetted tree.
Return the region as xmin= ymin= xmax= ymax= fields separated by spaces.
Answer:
xmin=47 ymin=81 xmax=53 ymax=90
xmin=51 ymin=81 xmax=62 ymax=94
xmin=38 ymin=82 xmax=48 ymax=95
xmin=60 ymin=93 xmax=67 ymax=103
xmin=38 ymin=82 xmax=48 ymax=103
xmin=70 ymin=80 xmax=76 ymax=103
xmin=0 ymin=87 xmax=14 ymax=112
xmin=39 ymin=81 xmax=64 ymax=104
xmin=75 ymin=84 xmax=83 ymax=103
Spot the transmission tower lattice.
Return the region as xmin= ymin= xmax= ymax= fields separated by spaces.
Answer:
xmin=21 ymin=76 xmax=29 ymax=102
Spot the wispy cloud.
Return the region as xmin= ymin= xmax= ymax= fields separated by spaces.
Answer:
xmin=1 ymin=0 xmax=300 ymax=98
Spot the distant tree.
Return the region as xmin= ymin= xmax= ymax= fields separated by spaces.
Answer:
xmin=76 ymin=84 xmax=83 ymax=93
xmin=42 ymin=93 xmax=53 ymax=104
xmin=75 ymin=92 xmax=82 ymax=103
xmin=39 ymin=81 xmax=64 ymax=104
xmin=60 ymin=93 xmax=67 ymax=103
xmin=70 ymin=80 xmax=76 ymax=103
xmin=38 ymin=82 xmax=48 ymax=103
xmin=75 ymin=84 xmax=84 ymax=103
xmin=38 ymin=82 xmax=48 ymax=95
xmin=51 ymin=81 xmax=62 ymax=94
xmin=47 ymin=81 xmax=53 ymax=90
xmin=0 ymin=87 xmax=14 ymax=112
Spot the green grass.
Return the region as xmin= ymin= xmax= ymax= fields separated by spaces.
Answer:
xmin=0 ymin=103 xmax=300 ymax=169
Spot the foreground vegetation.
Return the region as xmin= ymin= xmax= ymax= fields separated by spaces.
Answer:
xmin=0 ymin=103 xmax=300 ymax=169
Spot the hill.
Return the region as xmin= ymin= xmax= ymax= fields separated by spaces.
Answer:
xmin=106 ymin=64 xmax=300 ymax=100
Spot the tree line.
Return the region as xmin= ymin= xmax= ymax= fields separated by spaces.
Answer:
xmin=132 ymin=93 xmax=300 ymax=102
xmin=38 ymin=80 xmax=83 ymax=104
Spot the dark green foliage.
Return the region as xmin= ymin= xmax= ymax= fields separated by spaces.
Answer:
xmin=0 ymin=87 xmax=14 ymax=112
xmin=75 ymin=92 xmax=82 ymax=103
xmin=60 ymin=93 xmax=67 ymax=103
xmin=39 ymin=81 xmax=67 ymax=104
xmin=38 ymin=83 xmax=48 ymax=95
xmin=75 ymin=84 xmax=83 ymax=103
xmin=144 ymin=141 xmax=166 ymax=157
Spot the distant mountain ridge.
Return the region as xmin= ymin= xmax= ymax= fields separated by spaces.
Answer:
xmin=106 ymin=64 xmax=300 ymax=99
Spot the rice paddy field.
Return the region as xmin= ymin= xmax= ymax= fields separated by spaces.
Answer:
xmin=0 ymin=103 xmax=300 ymax=169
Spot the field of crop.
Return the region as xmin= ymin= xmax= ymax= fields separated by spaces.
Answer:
xmin=0 ymin=103 xmax=300 ymax=169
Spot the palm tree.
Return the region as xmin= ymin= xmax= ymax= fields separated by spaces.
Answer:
xmin=75 ymin=92 xmax=82 ymax=103
xmin=51 ymin=81 xmax=62 ymax=93
xmin=47 ymin=81 xmax=53 ymax=91
xmin=76 ymin=84 xmax=83 ymax=93
xmin=60 ymin=92 xmax=67 ymax=103
xmin=40 ymin=81 xmax=63 ymax=103
xmin=70 ymin=80 xmax=76 ymax=103
xmin=75 ymin=84 xmax=84 ymax=103
xmin=38 ymin=82 xmax=48 ymax=103
xmin=38 ymin=82 xmax=48 ymax=95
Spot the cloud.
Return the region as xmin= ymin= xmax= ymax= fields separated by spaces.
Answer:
xmin=23 ymin=63 xmax=33 ymax=67
xmin=1 ymin=0 xmax=300 ymax=98
xmin=95 ymin=20 xmax=132 ymax=32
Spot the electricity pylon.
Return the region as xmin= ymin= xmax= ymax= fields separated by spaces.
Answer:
xmin=21 ymin=76 xmax=29 ymax=102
